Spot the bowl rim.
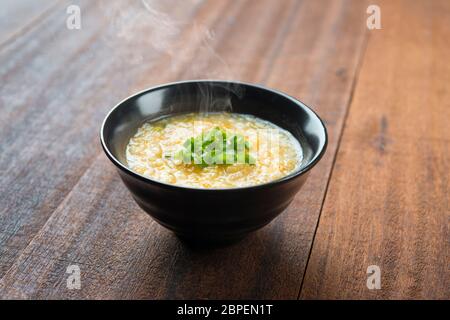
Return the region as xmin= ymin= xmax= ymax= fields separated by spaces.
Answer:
xmin=100 ymin=79 xmax=328 ymax=192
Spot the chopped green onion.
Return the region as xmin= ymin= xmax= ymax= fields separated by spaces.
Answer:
xmin=171 ymin=127 xmax=256 ymax=167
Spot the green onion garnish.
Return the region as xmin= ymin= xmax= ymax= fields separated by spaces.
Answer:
xmin=171 ymin=127 xmax=255 ymax=166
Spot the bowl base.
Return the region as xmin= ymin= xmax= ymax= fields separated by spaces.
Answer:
xmin=174 ymin=232 xmax=247 ymax=249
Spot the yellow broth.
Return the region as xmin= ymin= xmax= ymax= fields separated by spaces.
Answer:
xmin=126 ymin=113 xmax=303 ymax=188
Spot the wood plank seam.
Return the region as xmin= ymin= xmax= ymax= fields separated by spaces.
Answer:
xmin=298 ymin=0 xmax=450 ymax=299
xmin=297 ymin=30 xmax=371 ymax=300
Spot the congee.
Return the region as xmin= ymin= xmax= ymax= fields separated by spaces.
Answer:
xmin=126 ymin=112 xmax=303 ymax=188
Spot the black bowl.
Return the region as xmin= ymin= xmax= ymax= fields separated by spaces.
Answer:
xmin=101 ymin=80 xmax=327 ymax=244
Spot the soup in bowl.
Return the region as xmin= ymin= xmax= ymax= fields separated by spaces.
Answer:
xmin=101 ymin=81 xmax=327 ymax=243
xmin=126 ymin=112 xmax=303 ymax=189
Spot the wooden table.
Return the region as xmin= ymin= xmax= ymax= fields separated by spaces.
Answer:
xmin=0 ymin=0 xmax=448 ymax=299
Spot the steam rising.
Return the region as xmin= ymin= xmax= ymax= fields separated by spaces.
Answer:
xmin=100 ymin=0 xmax=245 ymax=112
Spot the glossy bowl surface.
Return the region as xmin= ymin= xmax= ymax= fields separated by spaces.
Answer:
xmin=101 ymin=80 xmax=327 ymax=243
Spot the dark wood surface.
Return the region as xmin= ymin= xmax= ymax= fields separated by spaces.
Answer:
xmin=300 ymin=0 xmax=450 ymax=299
xmin=0 ymin=0 xmax=448 ymax=299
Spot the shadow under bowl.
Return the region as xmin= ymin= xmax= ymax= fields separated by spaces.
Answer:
xmin=100 ymin=80 xmax=327 ymax=244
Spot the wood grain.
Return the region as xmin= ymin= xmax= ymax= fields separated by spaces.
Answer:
xmin=0 ymin=0 xmax=369 ymax=299
xmin=0 ymin=0 xmax=205 ymax=277
xmin=0 ymin=0 xmax=57 ymax=45
xmin=300 ymin=0 xmax=450 ymax=299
